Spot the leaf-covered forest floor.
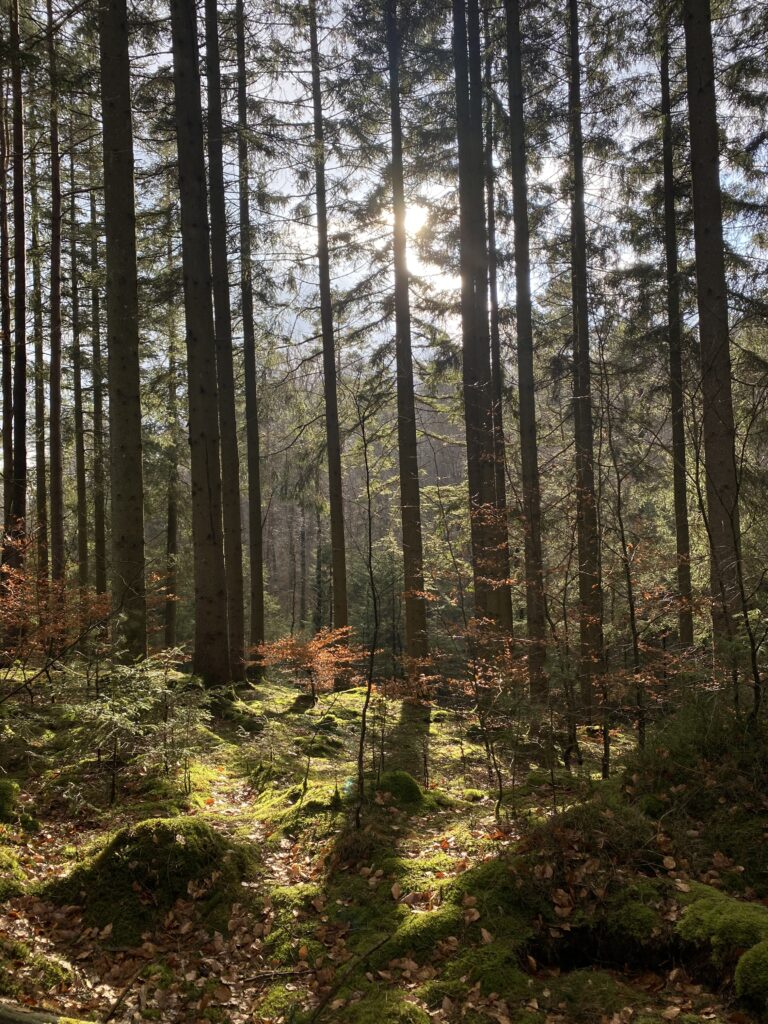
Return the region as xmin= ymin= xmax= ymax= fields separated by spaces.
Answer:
xmin=1 ymin=677 xmax=767 ymax=1024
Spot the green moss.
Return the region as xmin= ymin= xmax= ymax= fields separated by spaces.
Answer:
xmin=0 ymin=778 xmax=19 ymax=821
xmin=258 ymin=981 xmax=300 ymax=1017
xmin=735 ymin=939 xmax=768 ymax=1012
xmin=377 ymin=771 xmax=423 ymax=805
xmin=340 ymin=986 xmax=430 ymax=1023
xmin=44 ymin=816 xmax=254 ymax=945
xmin=0 ymin=936 xmax=71 ymax=999
xmin=677 ymin=889 xmax=768 ymax=966
xmin=444 ymin=943 xmax=529 ymax=999
xmin=0 ymin=845 xmax=26 ymax=901
xmin=462 ymin=788 xmax=486 ymax=802
xmin=546 ymin=969 xmax=631 ymax=1022
xmin=416 ymin=977 xmax=470 ymax=1009
xmin=598 ymin=879 xmax=668 ymax=949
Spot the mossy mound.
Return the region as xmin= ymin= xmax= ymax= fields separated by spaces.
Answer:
xmin=735 ymin=939 xmax=768 ymax=1014
xmin=376 ymin=770 xmax=423 ymax=806
xmin=0 ymin=845 xmax=26 ymax=901
xmin=44 ymin=816 xmax=254 ymax=944
xmin=0 ymin=777 xmax=19 ymax=821
xmin=339 ymin=986 xmax=430 ymax=1023
xmin=545 ymin=969 xmax=632 ymax=1022
xmin=0 ymin=935 xmax=72 ymax=1000
xmin=677 ymin=887 xmax=768 ymax=967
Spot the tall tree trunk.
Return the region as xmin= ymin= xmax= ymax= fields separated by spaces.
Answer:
xmin=70 ymin=147 xmax=89 ymax=593
xmin=385 ymin=0 xmax=428 ymax=662
xmin=660 ymin=18 xmax=694 ymax=649
xmin=568 ymin=0 xmax=603 ymax=712
xmin=235 ymin=0 xmax=265 ymax=656
xmin=308 ymin=0 xmax=348 ymax=631
xmin=169 ymin=0 xmax=230 ymax=683
xmin=204 ymin=0 xmax=245 ymax=680
xmin=98 ymin=0 xmax=147 ymax=658
xmin=89 ymin=153 xmax=107 ymax=596
xmin=682 ymin=0 xmax=741 ymax=642
xmin=4 ymin=0 xmax=27 ymax=570
xmin=1 ymin=74 xmax=12 ymax=527
xmin=504 ymin=0 xmax=548 ymax=694
xmin=30 ymin=147 xmax=48 ymax=586
xmin=165 ymin=328 xmax=179 ymax=650
xmin=47 ymin=0 xmax=65 ymax=584
xmin=481 ymin=9 xmax=510 ymax=543
xmin=451 ymin=0 xmax=512 ymax=628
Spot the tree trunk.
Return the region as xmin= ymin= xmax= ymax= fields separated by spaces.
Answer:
xmin=47 ymin=0 xmax=65 ymax=584
xmin=3 ymin=0 xmax=27 ymax=571
xmin=504 ymin=0 xmax=548 ymax=694
xmin=98 ymin=0 xmax=147 ymax=658
xmin=30 ymin=148 xmax=48 ymax=588
xmin=169 ymin=0 xmax=230 ymax=683
xmin=204 ymin=0 xmax=245 ymax=680
xmin=385 ymin=0 xmax=428 ymax=662
xmin=165 ymin=327 xmax=179 ymax=650
xmin=89 ymin=152 xmax=107 ymax=596
xmin=70 ymin=147 xmax=89 ymax=594
xmin=568 ymin=0 xmax=603 ymax=712
xmin=682 ymin=0 xmax=741 ymax=642
xmin=235 ymin=0 xmax=265 ymax=656
xmin=309 ymin=0 xmax=348 ymax=631
xmin=1 ymin=74 xmax=12 ymax=527
xmin=481 ymin=9 xmax=510 ymax=548
xmin=451 ymin=0 xmax=512 ymax=628
xmin=660 ymin=18 xmax=694 ymax=649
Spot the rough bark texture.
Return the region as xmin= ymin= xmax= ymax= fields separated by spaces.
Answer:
xmin=204 ymin=0 xmax=245 ymax=680
xmin=89 ymin=163 xmax=107 ymax=596
xmin=70 ymin=150 xmax=89 ymax=592
xmin=452 ymin=0 xmax=513 ymax=628
xmin=385 ymin=0 xmax=429 ymax=662
xmin=169 ymin=0 xmax=230 ymax=683
xmin=165 ymin=329 xmax=179 ymax=650
xmin=235 ymin=0 xmax=265 ymax=654
xmin=98 ymin=0 xmax=148 ymax=658
xmin=504 ymin=0 xmax=548 ymax=694
xmin=30 ymin=150 xmax=48 ymax=585
xmin=568 ymin=0 xmax=603 ymax=711
xmin=47 ymin=0 xmax=65 ymax=583
xmin=1 ymin=75 xmax=12 ymax=527
xmin=4 ymin=0 xmax=27 ymax=570
xmin=661 ymin=20 xmax=694 ymax=649
xmin=309 ymin=0 xmax=348 ymax=631
xmin=682 ymin=0 xmax=741 ymax=639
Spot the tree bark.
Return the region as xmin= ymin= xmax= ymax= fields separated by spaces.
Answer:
xmin=204 ymin=0 xmax=245 ymax=680
xmin=385 ymin=0 xmax=428 ymax=662
xmin=30 ymin=147 xmax=48 ymax=586
xmin=568 ymin=0 xmax=603 ymax=712
xmin=0 ymin=73 xmax=12 ymax=527
xmin=451 ymin=0 xmax=512 ymax=628
xmin=169 ymin=0 xmax=230 ymax=683
xmin=89 ymin=149 xmax=107 ymax=596
xmin=682 ymin=0 xmax=741 ymax=641
xmin=46 ymin=0 xmax=65 ymax=584
xmin=235 ymin=0 xmax=265 ymax=655
xmin=503 ymin=0 xmax=548 ymax=694
xmin=165 ymin=327 xmax=179 ymax=650
xmin=98 ymin=0 xmax=148 ymax=658
xmin=70 ymin=146 xmax=89 ymax=593
xmin=3 ymin=0 xmax=27 ymax=571
xmin=309 ymin=0 xmax=348 ymax=631
xmin=660 ymin=18 xmax=694 ymax=649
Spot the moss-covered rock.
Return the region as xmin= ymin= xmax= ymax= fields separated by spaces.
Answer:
xmin=0 ymin=845 xmax=26 ymax=901
xmin=377 ymin=771 xmax=423 ymax=806
xmin=677 ymin=888 xmax=768 ymax=966
xmin=735 ymin=939 xmax=768 ymax=1014
xmin=340 ymin=987 xmax=430 ymax=1023
xmin=44 ymin=816 xmax=254 ymax=944
xmin=0 ymin=778 xmax=19 ymax=821
xmin=546 ymin=969 xmax=632 ymax=1022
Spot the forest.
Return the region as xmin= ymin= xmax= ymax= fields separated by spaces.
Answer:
xmin=0 ymin=0 xmax=767 ymax=1019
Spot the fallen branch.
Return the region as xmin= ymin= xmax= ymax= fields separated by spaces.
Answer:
xmin=0 ymin=1001 xmax=92 ymax=1024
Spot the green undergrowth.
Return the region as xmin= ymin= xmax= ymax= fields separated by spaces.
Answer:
xmin=43 ymin=816 xmax=257 ymax=945
xmin=0 ymin=934 xmax=72 ymax=1000
xmin=0 ymin=842 xmax=26 ymax=901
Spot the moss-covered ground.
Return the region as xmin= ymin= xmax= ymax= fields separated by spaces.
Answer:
xmin=0 ymin=680 xmax=765 ymax=1023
